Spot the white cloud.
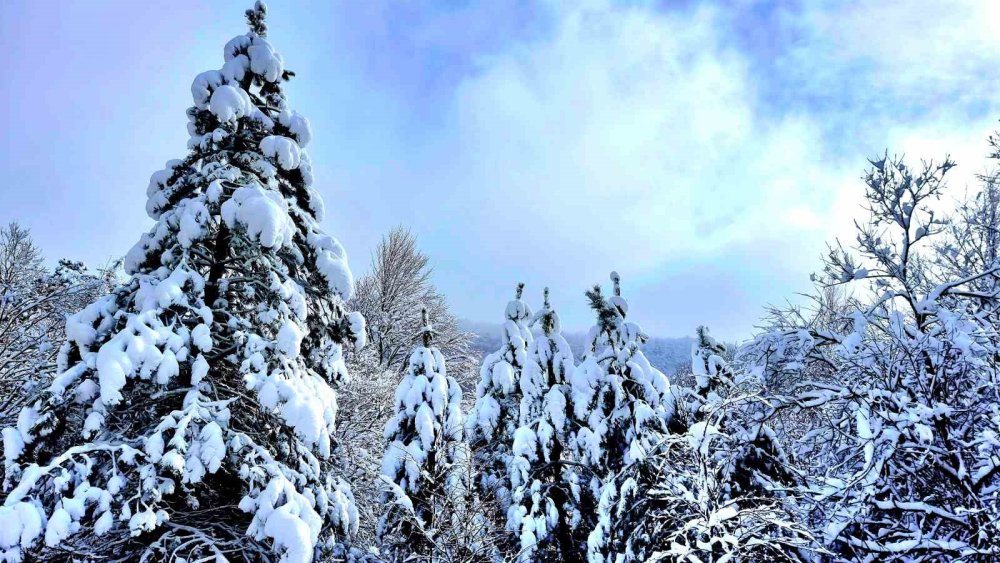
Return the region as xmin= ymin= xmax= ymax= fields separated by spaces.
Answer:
xmin=387 ymin=0 xmax=1000 ymax=336
xmin=422 ymin=2 xmax=841 ymax=291
xmin=792 ymin=0 xmax=999 ymax=103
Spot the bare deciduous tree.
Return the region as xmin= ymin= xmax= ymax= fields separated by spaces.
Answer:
xmin=0 ymin=222 xmax=112 ymax=425
xmin=349 ymin=227 xmax=474 ymax=380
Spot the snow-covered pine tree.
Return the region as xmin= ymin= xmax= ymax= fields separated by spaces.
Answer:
xmin=690 ymin=326 xmax=734 ymax=406
xmin=507 ymin=288 xmax=582 ymax=560
xmin=0 ymin=3 xmax=366 ymax=561
xmin=378 ymin=307 xmax=465 ymax=560
xmin=468 ymin=283 xmax=533 ymax=513
xmin=568 ymin=272 xmax=675 ymax=556
xmin=571 ymin=272 xmax=674 ymax=481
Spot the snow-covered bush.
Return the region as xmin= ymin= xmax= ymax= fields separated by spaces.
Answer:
xmin=334 ymin=345 xmax=399 ymax=554
xmin=468 ymin=284 xmax=533 ymax=515
xmin=1 ymin=3 xmax=365 ymax=561
xmin=588 ymin=324 xmax=813 ymax=562
xmin=0 ymin=223 xmax=112 ymax=428
xmin=587 ymin=428 xmax=814 ymax=563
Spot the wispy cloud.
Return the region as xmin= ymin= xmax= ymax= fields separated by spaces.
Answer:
xmin=370 ymin=0 xmax=1000 ymax=337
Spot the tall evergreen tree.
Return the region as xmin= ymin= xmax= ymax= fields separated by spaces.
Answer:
xmin=378 ymin=308 xmax=465 ymax=560
xmin=468 ymin=283 xmax=533 ymax=512
xmin=507 ymin=288 xmax=582 ymax=561
xmin=0 ymin=3 xmax=365 ymax=561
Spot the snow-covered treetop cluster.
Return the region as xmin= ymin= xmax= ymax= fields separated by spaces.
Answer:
xmin=1 ymin=2 xmax=999 ymax=562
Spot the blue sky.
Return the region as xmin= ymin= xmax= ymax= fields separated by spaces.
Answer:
xmin=2 ymin=0 xmax=998 ymax=339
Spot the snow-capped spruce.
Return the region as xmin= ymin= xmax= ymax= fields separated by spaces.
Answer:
xmin=468 ymin=283 xmax=533 ymax=512
xmin=1 ymin=3 xmax=363 ymax=561
xmin=378 ymin=307 xmax=465 ymax=559
xmin=507 ymin=288 xmax=583 ymax=561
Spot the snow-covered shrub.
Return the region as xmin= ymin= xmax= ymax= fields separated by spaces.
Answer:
xmin=334 ymin=346 xmax=399 ymax=554
xmin=589 ymin=323 xmax=813 ymax=562
xmin=1 ymin=3 xmax=364 ymax=561
xmin=0 ymin=224 xmax=112 ymax=428
xmin=745 ymin=152 xmax=1000 ymax=561
xmin=587 ymin=428 xmax=814 ymax=563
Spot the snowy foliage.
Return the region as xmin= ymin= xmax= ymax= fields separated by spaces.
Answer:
xmin=333 ymin=346 xmax=398 ymax=553
xmin=378 ymin=308 xmax=466 ymax=560
xmin=1 ymin=4 xmax=364 ymax=561
xmin=467 ymin=283 xmax=533 ymax=514
xmin=0 ymin=224 xmax=113 ymax=429
xmin=4 ymin=3 xmax=1000 ymax=559
xmin=586 ymin=430 xmax=814 ymax=563
xmin=744 ymin=152 xmax=1000 ymax=561
xmin=506 ymin=288 xmax=583 ymax=560
xmin=588 ymin=322 xmax=812 ymax=563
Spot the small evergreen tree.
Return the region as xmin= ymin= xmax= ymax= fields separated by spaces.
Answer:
xmin=468 ymin=283 xmax=533 ymax=512
xmin=378 ymin=308 xmax=465 ymax=560
xmin=690 ymin=326 xmax=734 ymax=405
xmin=571 ymin=272 xmax=675 ymax=482
xmin=0 ymin=3 xmax=365 ymax=561
xmin=507 ymin=288 xmax=582 ymax=560
xmin=568 ymin=272 xmax=675 ymax=557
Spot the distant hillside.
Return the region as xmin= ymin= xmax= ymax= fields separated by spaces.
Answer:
xmin=460 ymin=319 xmax=696 ymax=381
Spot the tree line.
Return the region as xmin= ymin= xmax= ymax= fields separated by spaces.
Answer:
xmin=1 ymin=2 xmax=997 ymax=562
